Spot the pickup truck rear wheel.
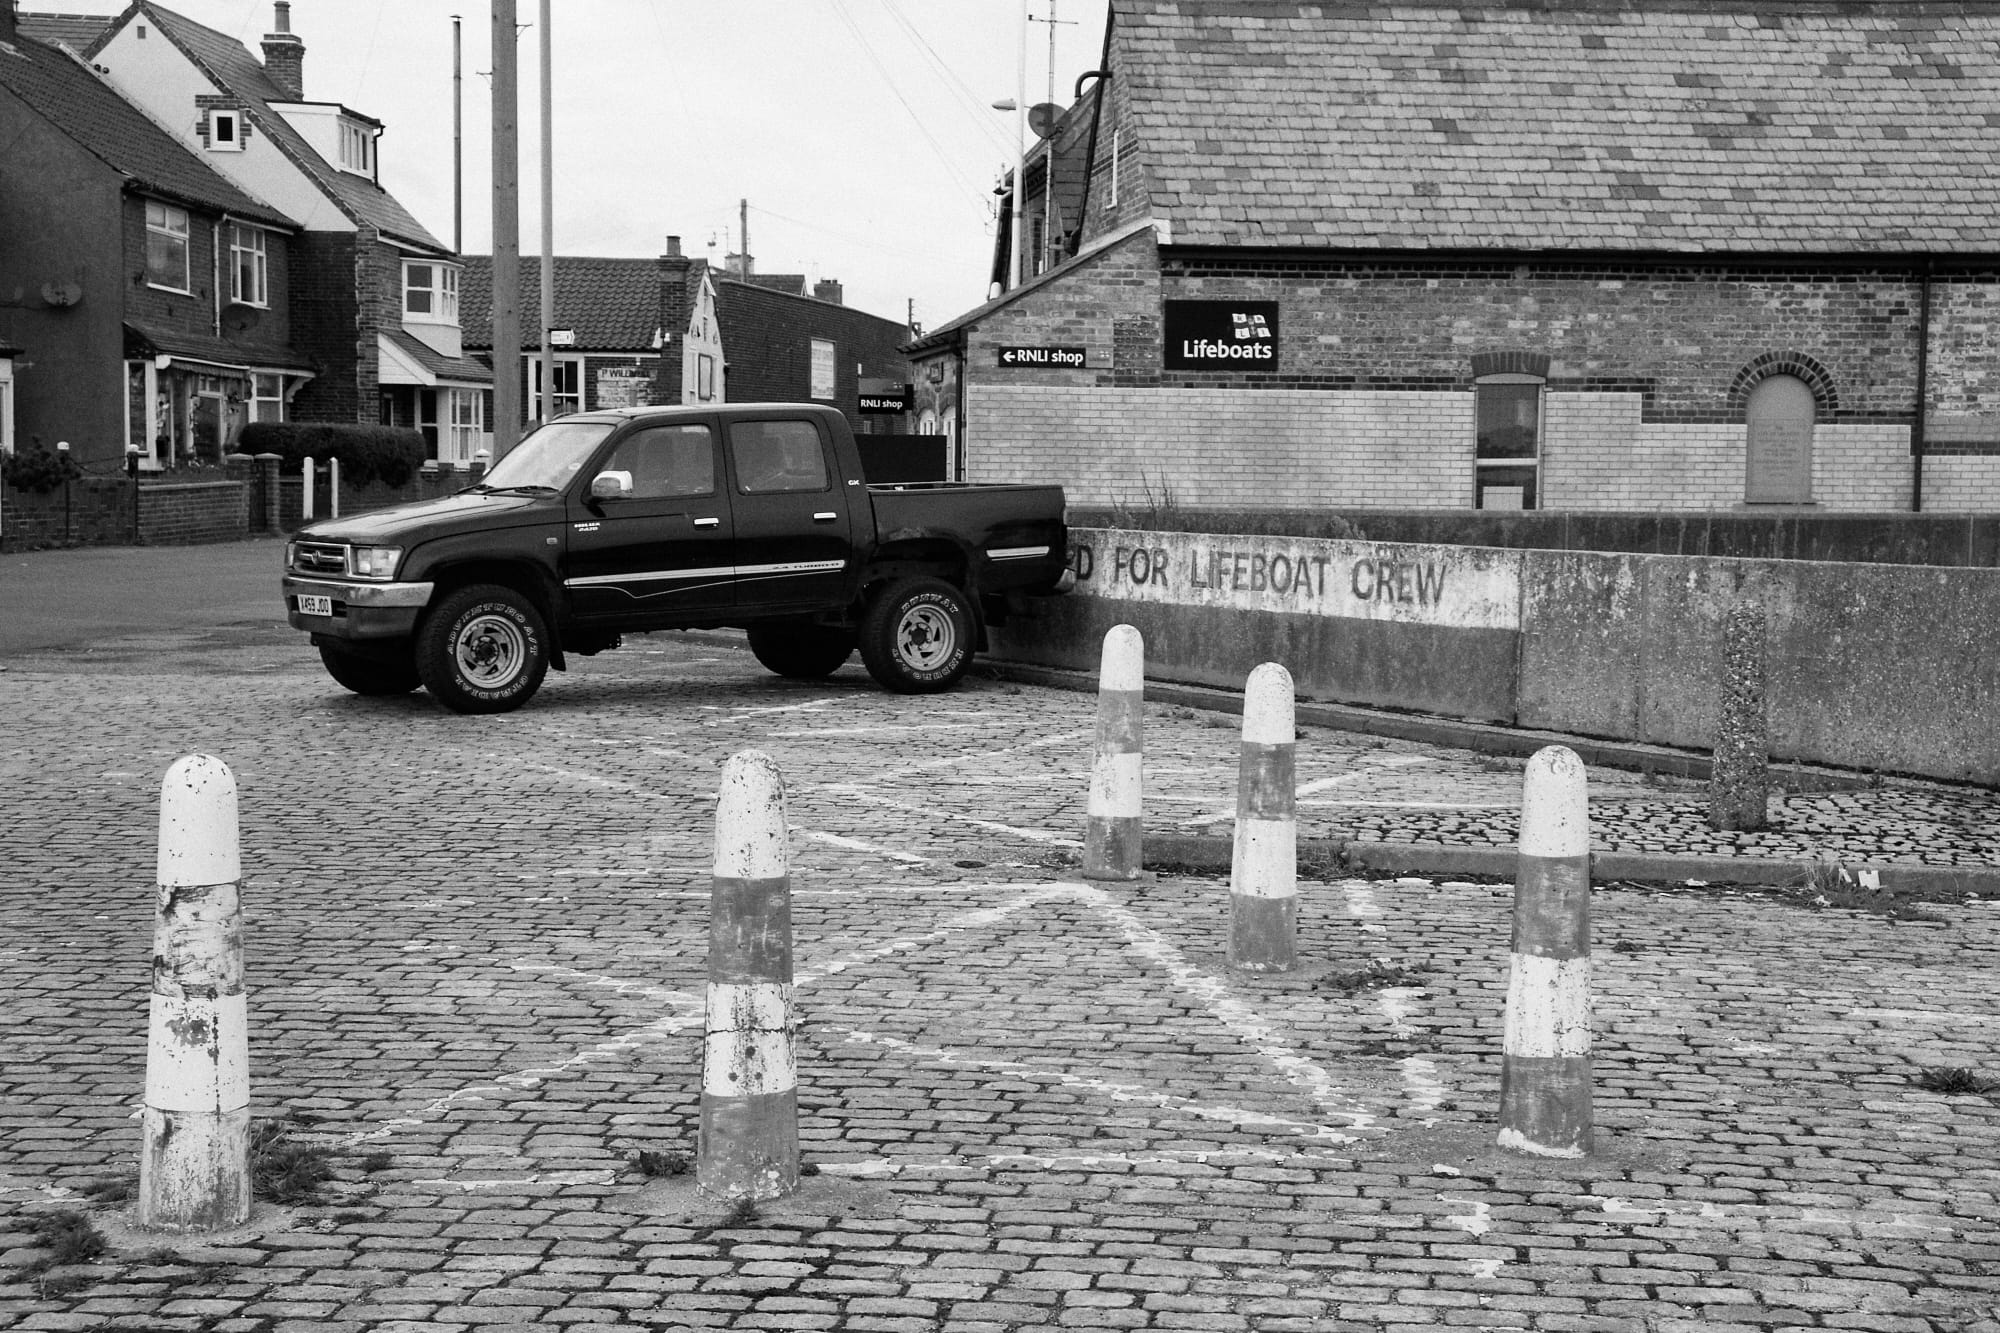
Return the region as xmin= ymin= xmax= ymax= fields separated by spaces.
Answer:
xmin=859 ymin=577 xmax=974 ymax=694
xmin=318 ymin=643 xmax=420 ymax=696
xmin=747 ymin=621 xmax=855 ymax=679
xmin=417 ymin=584 xmax=550 ymax=714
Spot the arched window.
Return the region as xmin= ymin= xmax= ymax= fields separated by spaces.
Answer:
xmin=1744 ymin=374 xmax=1814 ymax=504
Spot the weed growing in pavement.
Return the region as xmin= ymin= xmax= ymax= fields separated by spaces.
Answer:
xmin=1108 ymin=473 xmax=1183 ymax=528
xmin=24 ymin=1210 xmax=105 ymax=1272
xmin=1913 ymin=1067 xmax=2000 ymax=1098
xmin=76 ymin=1176 xmax=132 ymax=1205
xmin=1319 ymin=959 xmax=1432 ymax=995
xmin=359 ymin=1152 xmax=392 ymax=1173
xmin=631 ymin=1149 xmax=692 ymax=1178
xmin=1784 ymin=853 xmax=1948 ymax=922
xmin=250 ymin=1117 xmax=335 ymax=1204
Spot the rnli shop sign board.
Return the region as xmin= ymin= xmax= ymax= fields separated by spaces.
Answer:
xmin=1163 ymin=300 xmax=1279 ymax=370
xmin=998 ymin=346 xmax=1088 ymax=369
xmin=1068 ymin=528 xmax=1521 ymax=630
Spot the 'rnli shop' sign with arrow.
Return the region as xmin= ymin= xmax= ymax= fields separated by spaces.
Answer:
xmin=1163 ymin=300 xmax=1279 ymax=370
xmin=998 ymin=345 xmax=1089 ymax=369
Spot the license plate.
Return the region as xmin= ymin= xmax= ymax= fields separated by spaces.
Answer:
xmin=296 ymin=594 xmax=335 ymax=617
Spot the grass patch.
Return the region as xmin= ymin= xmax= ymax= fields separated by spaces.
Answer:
xmin=1784 ymin=853 xmax=1948 ymax=923
xmin=250 ymin=1117 xmax=336 ymax=1205
xmin=1319 ymin=959 xmax=1432 ymax=995
xmin=631 ymin=1149 xmax=692 ymax=1179
xmin=1913 ymin=1067 xmax=1999 ymax=1098
xmin=26 ymin=1210 xmax=105 ymax=1271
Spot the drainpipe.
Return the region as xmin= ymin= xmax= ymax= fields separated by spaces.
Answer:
xmin=1912 ymin=260 xmax=1932 ymax=513
xmin=213 ymin=218 xmax=225 ymax=337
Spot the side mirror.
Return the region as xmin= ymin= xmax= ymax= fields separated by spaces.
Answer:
xmin=590 ymin=470 xmax=632 ymax=500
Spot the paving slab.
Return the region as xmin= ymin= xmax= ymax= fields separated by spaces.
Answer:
xmin=0 ymin=622 xmax=1996 ymax=1332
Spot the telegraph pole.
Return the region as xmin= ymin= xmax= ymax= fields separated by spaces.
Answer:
xmin=490 ymin=0 xmax=521 ymax=457
xmin=538 ymin=0 xmax=554 ymax=425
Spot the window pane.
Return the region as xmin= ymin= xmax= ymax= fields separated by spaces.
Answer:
xmin=1476 ymin=382 xmax=1539 ymax=459
xmin=732 ymin=420 xmax=828 ymax=494
xmin=606 ymin=425 xmax=715 ymax=499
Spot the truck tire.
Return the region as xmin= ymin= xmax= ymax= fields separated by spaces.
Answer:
xmin=318 ymin=643 xmax=420 ymax=696
xmin=417 ymin=584 xmax=550 ymax=714
xmin=747 ymin=621 xmax=855 ymax=679
xmin=859 ymin=577 xmax=974 ymax=694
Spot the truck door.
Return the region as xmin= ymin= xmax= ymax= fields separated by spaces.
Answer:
xmin=564 ymin=420 xmax=735 ymax=625
xmin=725 ymin=415 xmax=854 ymax=613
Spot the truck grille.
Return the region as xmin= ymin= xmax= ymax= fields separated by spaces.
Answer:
xmin=292 ymin=541 xmax=349 ymax=576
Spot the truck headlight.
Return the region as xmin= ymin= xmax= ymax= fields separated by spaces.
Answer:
xmin=349 ymin=545 xmax=403 ymax=580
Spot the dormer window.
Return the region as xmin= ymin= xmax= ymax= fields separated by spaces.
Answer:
xmin=338 ymin=119 xmax=373 ymax=174
xmin=209 ymin=108 xmax=243 ymax=151
xmin=404 ymin=261 xmax=459 ymax=325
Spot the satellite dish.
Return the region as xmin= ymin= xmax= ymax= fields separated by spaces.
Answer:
xmin=40 ymin=281 xmax=82 ymax=308
xmin=222 ymin=303 xmax=262 ymax=335
xmin=1028 ymin=102 xmax=1062 ymax=139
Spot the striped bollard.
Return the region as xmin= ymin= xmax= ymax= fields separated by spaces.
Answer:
xmin=1497 ymin=745 xmax=1594 ymax=1158
xmin=698 ymin=751 xmax=800 ymax=1203
xmin=1083 ymin=625 xmax=1144 ymax=881
xmin=140 ymin=755 xmax=251 ymax=1231
xmin=1229 ymin=663 xmax=1297 ymax=971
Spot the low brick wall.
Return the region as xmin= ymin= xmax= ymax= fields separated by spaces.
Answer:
xmin=1 ymin=478 xmax=138 ymax=549
xmin=137 ymin=481 xmax=251 ymax=545
xmin=992 ymin=525 xmax=2000 ymax=786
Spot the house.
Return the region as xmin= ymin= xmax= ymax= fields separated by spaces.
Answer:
xmin=82 ymin=0 xmax=490 ymax=462
xmin=461 ymin=239 xmax=914 ymax=437
xmin=912 ymin=0 xmax=2000 ymax=514
xmin=0 ymin=1 xmax=311 ymax=472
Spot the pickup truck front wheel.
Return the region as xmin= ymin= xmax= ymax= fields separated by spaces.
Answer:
xmin=417 ymin=584 xmax=550 ymax=714
xmin=747 ymin=621 xmax=855 ymax=679
xmin=859 ymin=577 xmax=974 ymax=694
xmin=318 ymin=643 xmax=420 ymax=696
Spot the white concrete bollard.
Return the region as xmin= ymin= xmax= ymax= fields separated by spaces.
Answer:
xmin=1083 ymin=625 xmax=1145 ymax=881
xmin=140 ymin=755 xmax=251 ymax=1231
xmin=1498 ymin=745 xmax=1594 ymax=1158
xmin=1230 ymin=663 xmax=1298 ymax=971
xmin=698 ymin=751 xmax=800 ymax=1203
xmin=329 ymin=456 xmax=341 ymax=519
xmin=300 ymin=455 xmax=314 ymax=522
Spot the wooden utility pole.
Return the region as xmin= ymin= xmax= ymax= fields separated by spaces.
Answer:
xmin=490 ymin=0 xmax=521 ymax=457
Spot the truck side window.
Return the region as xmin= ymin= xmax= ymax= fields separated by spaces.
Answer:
xmin=732 ymin=420 xmax=829 ymax=494
xmin=604 ymin=424 xmax=715 ymax=499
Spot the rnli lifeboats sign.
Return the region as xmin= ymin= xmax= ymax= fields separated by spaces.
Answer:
xmin=1068 ymin=528 xmax=1520 ymax=630
xmin=1163 ymin=300 xmax=1279 ymax=370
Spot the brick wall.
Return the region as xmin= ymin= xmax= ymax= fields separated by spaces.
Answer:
xmin=0 ymin=477 xmax=135 ymax=548
xmin=714 ymin=281 xmax=910 ymax=429
xmin=288 ymin=230 xmax=362 ymax=422
xmin=139 ymin=481 xmax=248 ymax=544
xmin=1924 ymin=456 xmax=2000 ymax=511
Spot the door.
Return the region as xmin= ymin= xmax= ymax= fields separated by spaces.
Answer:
xmin=726 ymin=415 xmax=854 ymax=613
xmin=563 ymin=420 xmax=736 ymax=625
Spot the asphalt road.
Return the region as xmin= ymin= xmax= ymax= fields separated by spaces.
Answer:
xmin=0 ymin=536 xmax=288 ymax=656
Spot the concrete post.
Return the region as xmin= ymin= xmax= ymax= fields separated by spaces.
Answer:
xmin=1709 ymin=599 xmax=1769 ymax=832
xmin=300 ymin=456 xmax=314 ymax=522
xmin=698 ymin=751 xmax=799 ymax=1203
xmin=139 ymin=755 xmax=251 ymax=1231
xmin=1498 ymin=745 xmax=1593 ymax=1159
xmin=254 ymin=454 xmax=281 ymax=532
xmin=1229 ymin=663 xmax=1298 ymax=971
xmin=1083 ymin=625 xmax=1145 ymax=881
xmin=329 ymin=456 xmax=341 ymax=519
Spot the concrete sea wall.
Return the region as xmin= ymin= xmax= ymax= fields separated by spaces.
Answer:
xmin=989 ymin=526 xmax=1997 ymax=786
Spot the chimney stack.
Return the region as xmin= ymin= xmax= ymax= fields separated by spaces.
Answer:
xmin=654 ymin=236 xmax=695 ymax=404
xmin=262 ymin=2 xmax=305 ymax=101
xmin=0 ymin=0 xmax=19 ymax=43
xmin=813 ymin=279 xmax=844 ymax=306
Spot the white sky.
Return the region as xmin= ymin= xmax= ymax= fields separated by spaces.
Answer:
xmin=58 ymin=0 xmax=1111 ymax=332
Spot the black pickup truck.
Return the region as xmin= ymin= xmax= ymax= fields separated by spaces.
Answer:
xmin=281 ymin=403 xmax=1070 ymax=713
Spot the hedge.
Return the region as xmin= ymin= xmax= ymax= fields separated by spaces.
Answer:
xmin=237 ymin=422 xmax=427 ymax=488
xmin=1 ymin=444 xmax=85 ymax=495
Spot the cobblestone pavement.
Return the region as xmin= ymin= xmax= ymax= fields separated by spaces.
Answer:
xmin=2 ymin=626 xmax=1997 ymax=1332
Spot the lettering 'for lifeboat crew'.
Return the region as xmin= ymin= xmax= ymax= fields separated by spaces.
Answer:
xmin=1068 ymin=528 xmax=1522 ymax=631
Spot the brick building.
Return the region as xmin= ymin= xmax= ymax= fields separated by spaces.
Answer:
xmin=461 ymin=240 xmax=913 ymax=436
xmin=81 ymin=1 xmax=489 ymax=462
xmin=0 ymin=3 xmax=310 ymax=473
xmin=911 ymin=0 xmax=2000 ymax=513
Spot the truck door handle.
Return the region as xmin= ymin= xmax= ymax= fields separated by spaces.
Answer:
xmin=694 ymin=517 xmax=719 ymax=528
xmin=812 ymin=512 xmax=837 ymax=521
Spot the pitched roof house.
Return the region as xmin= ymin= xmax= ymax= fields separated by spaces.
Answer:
xmin=0 ymin=1 xmax=310 ymax=471
xmin=920 ymin=0 xmax=2000 ymax=514
xmin=83 ymin=0 xmax=489 ymax=460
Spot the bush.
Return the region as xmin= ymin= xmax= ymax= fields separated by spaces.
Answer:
xmin=1 ymin=445 xmax=85 ymax=494
xmin=237 ymin=421 xmax=427 ymax=488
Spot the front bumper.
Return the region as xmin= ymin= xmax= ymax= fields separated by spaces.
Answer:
xmin=282 ymin=574 xmax=435 ymax=640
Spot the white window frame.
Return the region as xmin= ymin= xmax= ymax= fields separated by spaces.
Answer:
xmin=250 ymin=372 xmax=285 ymax=424
xmin=810 ymin=339 xmax=836 ymax=401
xmin=0 ymin=358 xmax=14 ymax=455
xmin=527 ymin=355 xmax=584 ymax=421
xmin=403 ymin=261 xmax=460 ymax=324
xmin=208 ymin=108 xmax=243 ymax=152
xmin=1473 ymin=372 xmax=1544 ymax=510
xmin=445 ymin=388 xmax=485 ymax=463
xmin=230 ymin=224 xmax=268 ymax=307
xmin=145 ymin=200 xmax=191 ymax=292
xmin=338 ymin=119 xmax=374 ymax=175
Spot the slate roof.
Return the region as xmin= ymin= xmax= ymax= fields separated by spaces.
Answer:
xmin=125 ymin=320 xmax=316 ymax=372
xmin=15 ymin=12 xmax=112 ymax=51
xmin=1113 ymin=0 xmax=2000 ymax=254
xmin=460 ymin=256 xmax=681 ymax=352
xmin=0 ymin=26 xmax=292 ymax=227
xmin=380 ymin=327 xmax=491 ymax=385
xmin=114 ymin=2 xmax=448 ymax=253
